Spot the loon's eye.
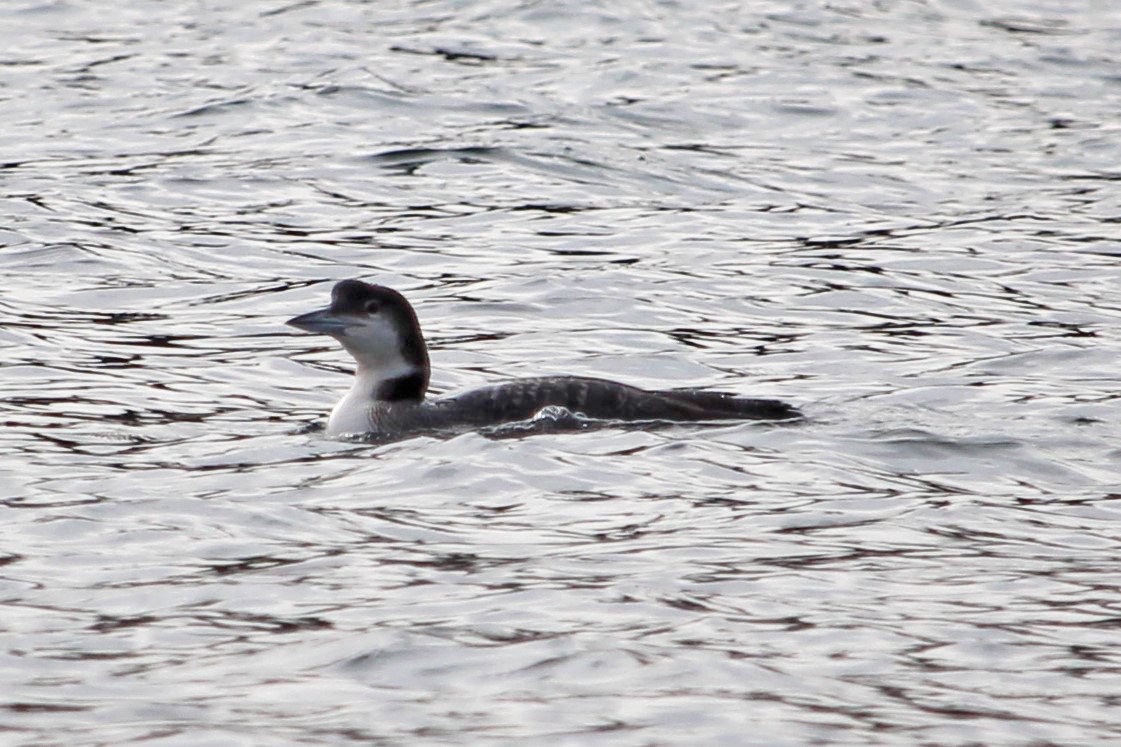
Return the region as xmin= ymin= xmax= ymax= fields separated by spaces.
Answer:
xmin=365 ymin=299 xmax=382 ymax=314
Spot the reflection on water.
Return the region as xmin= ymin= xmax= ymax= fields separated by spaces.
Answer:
xmin=3 ymin=0 xmax=1121 ymax=744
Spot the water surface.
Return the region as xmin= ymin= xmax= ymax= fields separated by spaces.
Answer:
xmin=3 ymin=1 xmax=1121 ymax=745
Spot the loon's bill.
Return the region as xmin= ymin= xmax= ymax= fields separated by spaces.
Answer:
xmin=287 ymin=279 xmax=799 ymax=439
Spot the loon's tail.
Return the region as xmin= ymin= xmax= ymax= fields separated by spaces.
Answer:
xmin=549 ymin=377 xmax=800 ymax=422
xmin=635 ymin=388 xmax=800 ymax=422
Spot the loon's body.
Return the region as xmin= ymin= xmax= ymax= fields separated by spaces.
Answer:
xmin=288 ymin=280 xmax=798 ymax=439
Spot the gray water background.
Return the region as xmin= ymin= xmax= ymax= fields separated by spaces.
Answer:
xmin=3 ymin=1 xmax=1121 ymax=744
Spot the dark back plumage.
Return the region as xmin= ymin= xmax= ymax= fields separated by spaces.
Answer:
xmin=436 ymin=377 xmax=799 ymax=426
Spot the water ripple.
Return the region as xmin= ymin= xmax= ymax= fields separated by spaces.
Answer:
xmin=3 ymin=0 xmax=1121 ymax=745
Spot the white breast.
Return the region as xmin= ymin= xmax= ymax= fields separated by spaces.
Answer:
xmin=326 ymin=385 xmax=375 ymax=436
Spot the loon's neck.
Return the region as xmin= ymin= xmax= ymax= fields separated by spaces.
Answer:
xmin=325 ymin=365 xmax=424 ymax=436
xmin=356 ymin=364 xmax=428 ymax=403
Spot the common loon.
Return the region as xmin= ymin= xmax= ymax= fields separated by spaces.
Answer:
xmin=287 ymin=279 xmax=799 ymax=439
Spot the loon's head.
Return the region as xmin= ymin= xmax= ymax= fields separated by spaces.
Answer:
xmin=287 ymin=279 xmax=430 ymax=401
